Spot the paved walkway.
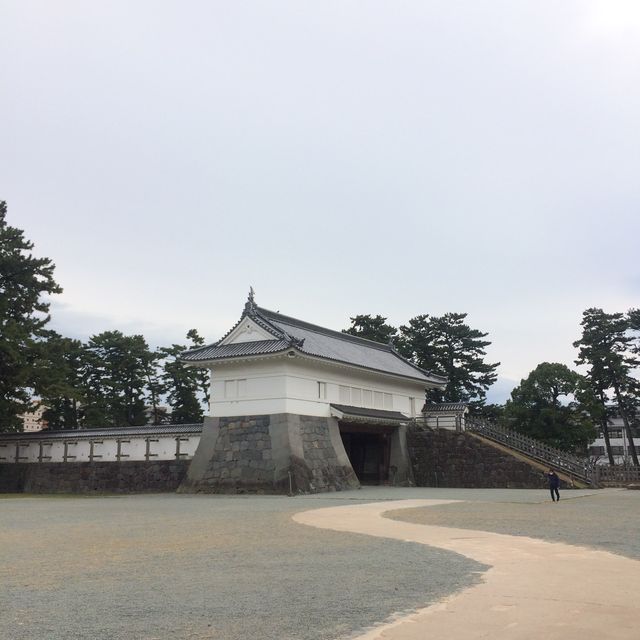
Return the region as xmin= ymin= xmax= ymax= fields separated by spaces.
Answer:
xmin=294 ymin=495 xmax=640 ymax=640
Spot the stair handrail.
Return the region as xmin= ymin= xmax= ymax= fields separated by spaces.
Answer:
xmin=463 ymin=418 xmax=594 ymax=484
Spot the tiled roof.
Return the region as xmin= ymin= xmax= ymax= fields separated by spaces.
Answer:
xmin=182 ymin=302 xmax=446 ymax=386
xmin=0 ymin=424 xmax=203 ymax=441
xmin=422 ymin=402 xmax=469 ymax=413
xmin=181 ymin=340 xmax=291 ymax=362
xmin=330 ymin=404 xmax=410 ymax=422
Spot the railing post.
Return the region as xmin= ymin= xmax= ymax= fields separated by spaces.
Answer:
xmin=466 ymin=417 xmax=592 ymax=485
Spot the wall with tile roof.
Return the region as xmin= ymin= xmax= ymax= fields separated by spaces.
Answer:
xmin=0 ymin=427 xmax=201 ymax=464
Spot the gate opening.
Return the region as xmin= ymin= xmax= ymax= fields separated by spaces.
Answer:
xmin=339 ymin=424 xmax=392 ymax=485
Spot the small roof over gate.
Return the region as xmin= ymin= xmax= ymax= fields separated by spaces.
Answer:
xmin=330 ymin=404 xmax=410 ymax=426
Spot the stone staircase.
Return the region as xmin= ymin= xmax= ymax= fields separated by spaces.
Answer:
xmin=465 ymin=419 xmax=594 ymax=486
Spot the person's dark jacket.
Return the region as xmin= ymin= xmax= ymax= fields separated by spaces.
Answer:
xmin=547 ymin=472 xmax=560 ymax=488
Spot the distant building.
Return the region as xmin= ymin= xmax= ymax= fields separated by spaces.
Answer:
xmin=144 ymin=405 xmax=171 ymax=425
xmin=589 ymin=413 xmax=640 ymax=464
xmin=20 ymin=402 xmax=48 ymax=433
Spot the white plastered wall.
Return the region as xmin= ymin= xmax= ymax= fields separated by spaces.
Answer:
xmin=208 ymin=354 xmax=432 ymax=418
xmin=0 ymin=435 xmax=200 ymax=464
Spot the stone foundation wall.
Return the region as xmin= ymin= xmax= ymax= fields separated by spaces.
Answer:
xmin=298 ymin=416 xmax=356 ymax=492
xmin=0 ymin=460 xmax=190 ymax=494
xmin=408 ymin=427 xmax=548 ymax=489
xmin=194 ymin=416 xmax=276 ymax=492
xmin=180 ymin=414 xmax=359 ymax=494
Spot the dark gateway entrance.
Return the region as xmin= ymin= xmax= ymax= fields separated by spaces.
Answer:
xmin=331 ymin=404 xmax=412 ymax=485
xmin=339 ymin=423 xmax=394 ymax=485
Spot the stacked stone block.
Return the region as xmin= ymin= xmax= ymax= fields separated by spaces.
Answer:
xmin=298 ymin=416 xmax=356 ymax=492
xmin=0 ymin=460 xmax=189 ymax=493
xmin=408 ymin=427 xmax=547 ymax=489
xmin=180 ymin=414 xmax=359 ymax=494
xmin=196 ymin=416 xmax=276 ymax=492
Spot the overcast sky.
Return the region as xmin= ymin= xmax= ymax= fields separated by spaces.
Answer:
xmin=2 ymin=1 xmax=639 ymax=402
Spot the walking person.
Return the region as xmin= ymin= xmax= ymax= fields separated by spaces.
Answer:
xmin=547 ymin=469 xmax=560 ymax=502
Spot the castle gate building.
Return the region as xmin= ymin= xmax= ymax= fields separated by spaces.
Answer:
xmin=179 ymin=294 xmax=446 ymax=493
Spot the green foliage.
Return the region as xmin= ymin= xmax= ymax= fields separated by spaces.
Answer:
xmin=473 ymin=403 xmax=505 ymax=422
xmin=342 ymin=312 xmax=499 ymax=408
xmin=503 ymin=362 xmax=596 ymax=453
xmin=39 ymin=333 xmax=85 ymax=429
xmin=573 ymin=308 xmax=639 ymax=465
xmin=160 ymin=330 xmax=209 ymax=424
xmin=186 ymin=329 xmax=210 ymax=406
xmin=0 ymin=202 xmax=211 ymax=431
xmin=82 ymin=331 xmax=151 ymax=427
xmin=398 ymin=313 xmax=499 ymax=408
xmin=37 ymin=329 xmax=208 ymax=429
xmin=141 ymin=346 xmax=166 ymax=426
xmin=0 ymin=202 xmax=62 ymax=431
xmin=343 ymin=315 xmax=398 ymax=344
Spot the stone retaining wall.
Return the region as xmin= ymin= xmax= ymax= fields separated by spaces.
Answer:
xmin=0 ymin=460 xmax=190 ymax=493
xmin=193 ymin=415 xmax=276 ymax=492
xmin=298 ymin=416 xmax=356 ymax=492
xmin=408 ymin=427 xmax=548 ymax=489
xmin=180 ymin=414 xmax=359 ymax=494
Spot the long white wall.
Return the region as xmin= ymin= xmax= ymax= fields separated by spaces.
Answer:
xmin=209 ymin=354 xmax=429 ymax=418
xmin=0 ymin=433 xmax=200 ymax=464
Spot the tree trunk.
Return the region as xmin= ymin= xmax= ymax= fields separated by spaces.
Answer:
xmin=613 ymin=385 xmax=639 ymax=466
xmin=601 ymin=417 xmax=615 ymax=466
xmin=596 ymin=392 xmax=616 ymax=465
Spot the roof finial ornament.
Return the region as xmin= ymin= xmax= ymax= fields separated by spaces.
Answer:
xmin=244 ymin=286 xmax=256 ymax=314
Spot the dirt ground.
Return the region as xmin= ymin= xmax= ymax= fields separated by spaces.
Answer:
xmin=1 ymin=486 xmax=631 ymax=640
xmin=0 ymin=491 xmax=482 ymax=640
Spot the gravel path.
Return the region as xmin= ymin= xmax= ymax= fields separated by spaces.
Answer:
xmin=1 ymin=491 xmax=485 ymax=640
xmin=387 ymin=488 xmax=640 ymax=560
xmin=297 ymin=498 xmax=640 ymax=640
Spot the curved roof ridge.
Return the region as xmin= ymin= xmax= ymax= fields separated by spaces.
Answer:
xmin=181 ymin=306 xmax=286 ymax=357
xmin=180 ymin=299 xmax=447 ymax=387
xmin=256 ymin=306 xmax=395 ymax=351
xmin=258 ymin=306 xmax=446 ymax=382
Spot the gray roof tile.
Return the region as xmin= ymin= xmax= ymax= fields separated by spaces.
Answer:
xmin=259 ymin=308 xmax=441 ymax=383
xmin=0 ymin=424 xmax=203 ymax=441
xmin=330 ymin=404 xmax=410 ymax=422
xmin=181 ymin=340 xmax=291 ymax=362
xmin=181 ymin=304 xmax=447 ymax=386
xmin=422 ymin=402 xmax=469 ymax=413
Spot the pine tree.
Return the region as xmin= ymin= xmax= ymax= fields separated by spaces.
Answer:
xmin=161 ymin=330 xmax=209 ymax=424
xmin=186 ymin=329 xmax=210 ymax=408
xmin=343 ymin=315 xmax=398 ymax=344
xmin=82 ymin=331 xmax=151 ymax=427
xmin=398 ymin=313 xmax=499 ymax=408
xmin=0 ymin=202 xmax=62 ymax=431
xmin=141 ymin=347 xmax=166 ymax=425
xmin=39 ymin=333 xmax=85 ymax=429
xmin=573 ymin=308 xmax=639 ymax=466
